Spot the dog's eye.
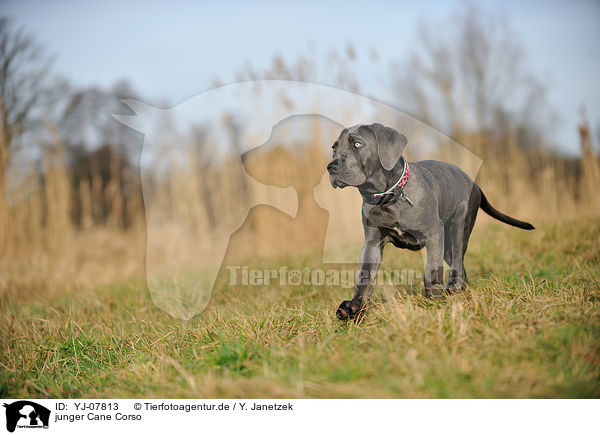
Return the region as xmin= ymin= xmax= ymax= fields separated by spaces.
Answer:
xmin=354 ymin=142 xmax=362 ymax=148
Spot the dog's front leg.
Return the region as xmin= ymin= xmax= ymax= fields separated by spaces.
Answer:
xmin=336 ymin=227 xmax=383 ymax=320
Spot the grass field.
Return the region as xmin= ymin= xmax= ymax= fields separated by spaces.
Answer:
xmin=1 ymin=219 xmax=599 ymax=398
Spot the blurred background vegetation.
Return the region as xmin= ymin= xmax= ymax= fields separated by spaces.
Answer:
xmin=0 ymin=4 xmax=598 ymax=302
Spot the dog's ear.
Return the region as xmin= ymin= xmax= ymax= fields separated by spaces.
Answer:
xmin=371 ymin=123 xmax=407 ymax=171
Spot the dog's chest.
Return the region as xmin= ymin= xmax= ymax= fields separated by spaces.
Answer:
xmin=366 ymin=204 xmax=399 ymax=228
xmin=366 ymin=205 xmax=424 ymax=250
xmin=384 ymin=226 xmax=423 ymax=250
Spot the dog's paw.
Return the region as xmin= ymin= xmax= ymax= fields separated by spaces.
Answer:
xmin=445 ymin=271 xmax=468 ymax=294
xmin=445 ymin=281 xmax=466 ymax=295
xmin=425 ymin=286 xmax=450 ymax=301
xmin=336 ymin=300 xmax=362 ymax=321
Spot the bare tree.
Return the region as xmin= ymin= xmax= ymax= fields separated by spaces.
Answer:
xmin=394 ymin=4 xmax=555 ymax=151
xmin=0 ymin=18 xmax=53 ymax=246
xmin=59 ymin=80 xmax=142 ymax=229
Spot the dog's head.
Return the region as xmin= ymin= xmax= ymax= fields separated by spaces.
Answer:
xmin=327 ymin=123 xmax=407 ymax=188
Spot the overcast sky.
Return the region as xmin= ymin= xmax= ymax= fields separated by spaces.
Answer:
xmin=2 ymin=0 xmax=599 ymax=155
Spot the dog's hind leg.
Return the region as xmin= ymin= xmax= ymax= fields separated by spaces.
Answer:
xmin=445 ymin=202 xmax=469 ymax=292
xmin=459 ymin=185 xmax=482 ymax=286
xmin=444 ymin=228 xmax=453 ymax=266
xmin=458 ymin=216 xmax=476 ymax=286
xmin=424 ymin=226 xmax=446 ymax=300
xmin=444 ymin=224 xmax=467 ymax=290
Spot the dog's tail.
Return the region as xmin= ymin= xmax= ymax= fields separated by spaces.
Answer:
xmin=478 ymin=187 xmax=535 ymax=230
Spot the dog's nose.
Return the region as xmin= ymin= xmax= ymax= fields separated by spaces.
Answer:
xmin=327 ymin=160 xmax=340 ymax=174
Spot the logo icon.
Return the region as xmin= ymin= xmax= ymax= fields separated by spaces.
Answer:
xmin=3 ymin=401 xmax=50 ymax=433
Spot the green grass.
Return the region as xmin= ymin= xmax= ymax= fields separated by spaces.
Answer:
xmin=1 ymin=219 xmax=599 ymax=398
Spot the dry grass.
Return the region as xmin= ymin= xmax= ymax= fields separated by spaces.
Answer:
xmin=0 ymin=219 xmax=598 ymax=398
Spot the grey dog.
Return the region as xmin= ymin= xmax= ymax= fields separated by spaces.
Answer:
xmin=327 ymin=123 xmax=534 ymax=320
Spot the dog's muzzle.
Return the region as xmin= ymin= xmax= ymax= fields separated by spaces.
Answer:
xmin=327 ymin=159 xmax=340 ymax=175
xmin=327 ymin=159 xmax=345 ymax=188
